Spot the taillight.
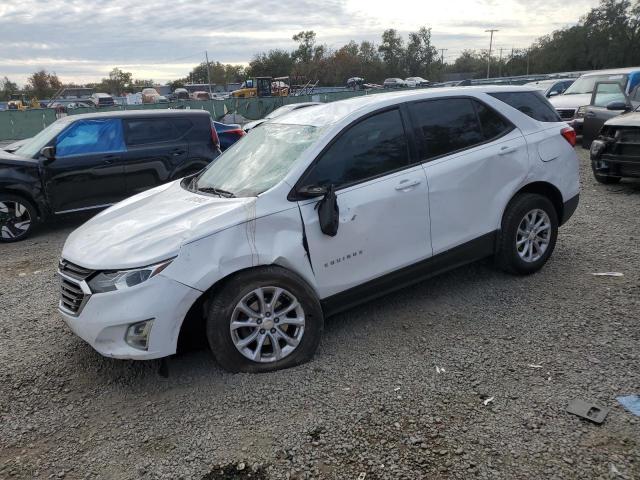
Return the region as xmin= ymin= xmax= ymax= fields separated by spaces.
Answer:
xmin=210 ymin=125 xmax=220 ymax=147
xmin=561 ymin=127 xmax=576 ymax=146
xmin=226 ymin=128 xmax=246 ymax=137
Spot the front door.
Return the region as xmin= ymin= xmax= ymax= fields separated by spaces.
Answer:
xmin=122 ymin=117 xmax=190 ymax=196
xmin=296 ymin=108 xmax=431 ymax=298
xmin=583 ymin=82 xmax=631 ymax=147
xmin=45 ymin=118 xmax=126 ymax=213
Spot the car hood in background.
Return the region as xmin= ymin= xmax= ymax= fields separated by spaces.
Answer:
xmin=0 ymin=149 xmax=39 ymax=167
xmin=549 ymin=93 xmax=591 ymax=109
xmin=62 ymin=180 xmax=256 ymax=270
xmin=604 ymin=111 xmax=640 ymax=127
xmin=2 ymin=138 xmax=29 ymax=153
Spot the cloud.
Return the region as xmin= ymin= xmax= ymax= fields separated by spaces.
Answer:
xmin=0 ymin=0 xmax=597 ymax=85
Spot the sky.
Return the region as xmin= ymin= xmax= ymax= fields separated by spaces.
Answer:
xmin=0 ymin=0 xmax=601 ymax=86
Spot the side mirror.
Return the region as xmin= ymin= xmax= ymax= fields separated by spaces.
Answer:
xmin=606 ymin=100 xmax=629 ymax=111
xmin=297 ymin=185 xmax=327 ymax=198
xmin=40 ymin=146 xmax=56 ymax=161
xmin=547 ymin=91 xmax=560 ymax=97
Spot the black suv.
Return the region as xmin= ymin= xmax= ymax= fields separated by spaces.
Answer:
xmin=0 ymin=110 xmax=220 ymax=242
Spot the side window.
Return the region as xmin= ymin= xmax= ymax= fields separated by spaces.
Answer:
xmin=592 ymin=82 xmax=627 ymax=107
xmin=55 ymin=119 xmax=125 ymax=157
xmin=473 ymin=100 xmax=514 ymax=140
xmin=125 ymin=118 xmax=175 ymax=146
xmin=172 ymin=118 xmax=193 ymax=137
xmin=302 ymin=109 xmax=408 ymax=188
xmin=489 ymin=91 xmax=561 ymax=122
xmin=409 ymin=98 xmax=484 ymax=160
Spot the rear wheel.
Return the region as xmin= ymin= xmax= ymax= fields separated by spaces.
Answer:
xmin=495 ymin=193 xmax=558 ymax=275
xmin=0 ymin=194 xmax=37 ymax=242
xmin=206 ymin=266 xmax=323 ymax=373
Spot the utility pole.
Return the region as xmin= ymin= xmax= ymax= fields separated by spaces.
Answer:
xmin=485 ymin=29 xmax=499 ymax=79
xmin=498 ymin=48 xmax=506 ymax=77
xmin=439 ymin=48 xmax=448 ymax=65
xmin=205 ymin=50 xmax=212 ymax=95
xmin=526 ymin=48 xmax=531 ymax=75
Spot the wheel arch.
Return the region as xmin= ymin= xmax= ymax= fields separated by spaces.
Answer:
xmin=176 ymin=262 xmax=318 ymax=353
xmin=0 ymin=187 xmax=45 ymax=220
xmin=503 ymin=181 xmax=564 ymax=227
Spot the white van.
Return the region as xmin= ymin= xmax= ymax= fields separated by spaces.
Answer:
xmin=58 ymin=87 xmax=580 ymax=373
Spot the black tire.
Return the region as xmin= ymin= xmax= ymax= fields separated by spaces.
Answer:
xmin=495 ymin=193 xmax=558 ymax=275
xmin=206 ymin=266 xmax=324 ymax=373
xmin=591 ymin=164 xmax=621 ymax=184
xmin=0 ymin=194 xmax=38 ymax=243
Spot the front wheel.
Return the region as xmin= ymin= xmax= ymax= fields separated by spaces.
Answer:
xmin=206 ymin=266 xmax=324 ymax=373
xmin=0 ymin=195 xmax=38 ymax=242
xmin=495 ymin=193 xmax=558 ymax=275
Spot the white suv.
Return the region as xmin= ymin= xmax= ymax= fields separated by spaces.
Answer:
xmin=59 ymin=87 xmax=580 ymax=373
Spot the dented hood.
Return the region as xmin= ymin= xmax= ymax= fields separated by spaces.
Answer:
xmin=62 ymin=180 xmax=255 ymax=270
xmin=604 ymin=111 xmax=640 ymax=127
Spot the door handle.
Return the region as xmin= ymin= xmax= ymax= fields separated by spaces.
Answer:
xmin=102 ymin=155 xmax=117 ymax=165
xmin=172 ymin=150 xmax=186 ymax=156
xmin=395 ymin=179 xmax=421 ymax=191
xmin=585 ymin=111 xmax=596 ymax=117
xmin=498 ymin=146 xmax=517 ymax=155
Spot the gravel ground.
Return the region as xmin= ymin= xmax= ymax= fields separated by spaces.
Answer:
xmin=1 ymin=148 xmax=639 ymax=480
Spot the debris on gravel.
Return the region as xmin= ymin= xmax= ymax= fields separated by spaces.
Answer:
xmin=0 ymin=149 xmax=639 ymax=479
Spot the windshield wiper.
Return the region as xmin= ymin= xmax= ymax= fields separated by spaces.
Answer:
xmin=196 ymin=186 xmax=236 ymax=198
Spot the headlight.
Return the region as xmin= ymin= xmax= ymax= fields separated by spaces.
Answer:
xmin=87 ymin=259 xmax=173 ymax=293
xmin=576 ymin=106 xmax=587 ymax=118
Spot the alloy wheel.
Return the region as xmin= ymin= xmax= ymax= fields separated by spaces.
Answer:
xmin=0 ymin=201 xmax=32 ymax=240
xmin=230 ymin=286 xmax=305 ymax=363
xmin=516 ymin=208 xmax=551 ymax=263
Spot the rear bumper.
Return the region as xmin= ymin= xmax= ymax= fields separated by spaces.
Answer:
xmin=561 ymin=193 xmax=579 ymax=226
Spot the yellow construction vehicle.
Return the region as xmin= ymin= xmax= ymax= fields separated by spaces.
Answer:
xmin=7 ymin=94 xmax=40 ymax=110
xmin=231 ymin=77 xmax=289 ymax=98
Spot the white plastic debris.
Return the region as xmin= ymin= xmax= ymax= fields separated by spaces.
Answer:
xmin=436 ymin=366 xmax=446 ymax=374
xmin=357 ymin=473 xmax=367 ymax=480
xmin=592 ymin=272 xmax=624 ymax=277
xmin=527 ymin=364 xmax=543 ymax=368
xmin=394 ymin=387 xmax=401 ymax=391
xmin=483 ymin=396 xmax=495 ymax=406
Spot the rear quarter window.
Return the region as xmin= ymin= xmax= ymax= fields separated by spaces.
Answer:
xmin=489 ymin=91 xmax=561 ymax=122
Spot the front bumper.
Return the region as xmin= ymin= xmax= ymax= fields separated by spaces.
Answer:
xmin=590 ymin=139 xmax=640 ymax=178
xmin=59 ymin=274 xmax=201 ymax=360
xmin=569 ymin=118 xmax=583 ymax=134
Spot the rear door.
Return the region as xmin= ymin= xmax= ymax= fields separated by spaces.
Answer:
xmin=45 ymin=118 xmax=126 ymax=213
xmin=409 ymin=97 xmax=528 ymax=255
xmin=297 ymin=108 xmax=431 ymax=298
xmin=583 ymin=82 xmax=630 ymax=147
xmin=122 ymin=116 xmax=191 ymax=195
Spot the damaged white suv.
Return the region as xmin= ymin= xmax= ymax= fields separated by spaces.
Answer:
xmin=59 ymin=87 xmax=579 ymax=372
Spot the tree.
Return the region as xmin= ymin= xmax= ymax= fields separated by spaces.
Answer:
xmin=292 ymin=31 xmax=317 ymax=64
xmin=406 ymin=27 xmax=438 ymax=79
xmin=25 ymin=70 xmax=62 ymax=99
xmin=0 ymin=77 xmax=18 ymax=101
xmin=378 ymin=29 xmax=405 ymax=77
xmin=248 ymin=49 xmax=294 ymax=78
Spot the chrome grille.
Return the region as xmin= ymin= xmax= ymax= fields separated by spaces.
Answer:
xmin=58 ymin=260 xmax=93 ymax=280
xmin=58 ymin=259 xmax=93 ymax=315
xmin=556 ymin=108 xmax=576 ymax=120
